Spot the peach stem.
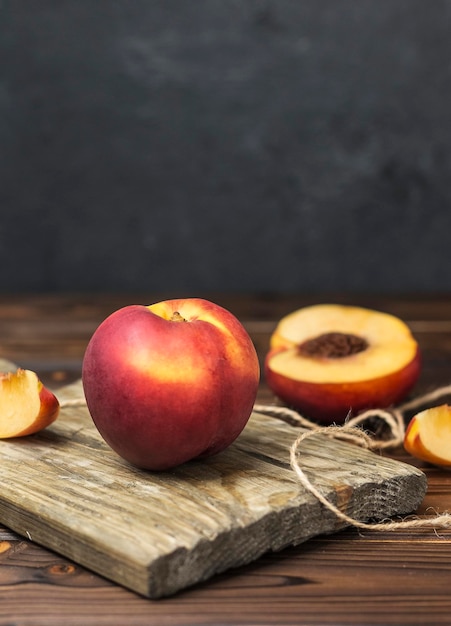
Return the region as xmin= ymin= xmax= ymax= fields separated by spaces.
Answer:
xmin=170 ymin=311 xmax=187 ymax=322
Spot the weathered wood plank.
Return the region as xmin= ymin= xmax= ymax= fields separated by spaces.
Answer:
xmin=0 ymin=379 xmax=426 ymax=598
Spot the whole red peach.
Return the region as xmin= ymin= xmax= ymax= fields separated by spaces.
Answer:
xmin=82 ymin=298 xmax=260 ymax=470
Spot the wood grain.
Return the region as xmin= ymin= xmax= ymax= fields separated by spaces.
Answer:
xmin=0 ymin=378 xmax=425 ymax=598
xmin=1 ymin=294 xmax=451 ymax=624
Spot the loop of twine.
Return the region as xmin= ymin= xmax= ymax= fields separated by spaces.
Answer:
xmin=254 ymin=384 xmax=451 ymax=532
xmin=287 ymin=427 xmax=451 ymax=532
xmin=255 ymin=383 xmax=451 ymax=452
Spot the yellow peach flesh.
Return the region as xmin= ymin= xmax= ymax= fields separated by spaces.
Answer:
xmin=404 ymin=405 xmax=451 ymax=466
xmin=271 ymin=304 xmax=413 ymax=349
xmin=0 ymin=369 xmax=59 ymax=438
xmin=269 ymin=342 xmax=417 ymax=384
xmin=269 ymin=304 xmax=418 ymax=384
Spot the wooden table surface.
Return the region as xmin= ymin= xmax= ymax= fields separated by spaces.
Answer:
xmin=1 ymin=292 xmax=451 ymax=626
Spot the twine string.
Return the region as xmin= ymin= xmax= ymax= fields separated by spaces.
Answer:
xmin=288 ymin=426 xmax=451 ymax=531
xmin=254 ymin=383 xmax=451 ymax=452
xmin=255 ymin=383 xmax=451 ymax=532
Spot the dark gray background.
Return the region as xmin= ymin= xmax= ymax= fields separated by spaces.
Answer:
xmin=2 ymin=1 xmax=451 ymax=294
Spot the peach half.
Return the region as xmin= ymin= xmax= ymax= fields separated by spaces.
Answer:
xmin=404 ymin=405 xmax=451 ymax=468
xmin=265 ymin=304 xmax=421 ymax=423
xmin=0 ymin=369 xmax=60 ymax=438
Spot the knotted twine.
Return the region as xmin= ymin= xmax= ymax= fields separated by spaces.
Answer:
xmin=254 ymin=384 xmax=451 ymax=532
xmin=61 ymin=385 xmax=451 ymax=532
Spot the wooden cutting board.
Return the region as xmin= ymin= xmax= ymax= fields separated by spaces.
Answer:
xmin=0 ymin=378 xmax=426 ymax=599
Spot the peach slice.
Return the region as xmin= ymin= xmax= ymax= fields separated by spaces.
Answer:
xmin=265 ymin=304 xmax=421 ymax=423
xmin=404 ymin=405 xmax=451 ymax=468
xmin=0 ymin=369 xmax=60 ymax=438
